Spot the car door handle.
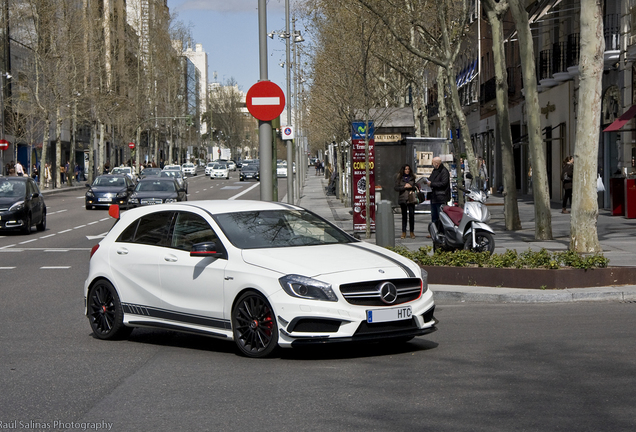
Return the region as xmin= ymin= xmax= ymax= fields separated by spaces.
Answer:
xmin=164 ymin=255 xmax=178 ymax=262
xmin=116 ymin=248 xmax=128 ymax=255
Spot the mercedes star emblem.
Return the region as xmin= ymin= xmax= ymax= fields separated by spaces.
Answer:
xmin=378 ymin=282 xmax=398 ymax=304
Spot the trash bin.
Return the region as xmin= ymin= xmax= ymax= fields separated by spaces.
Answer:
xmin=625 ymin=179 xmax=636 ymax=219
xmin=610 ymin=178 xmax=625 ymax=216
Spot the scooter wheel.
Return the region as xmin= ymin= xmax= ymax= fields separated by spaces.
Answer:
xmin=464 ymin=231 xmax=495 ymax=254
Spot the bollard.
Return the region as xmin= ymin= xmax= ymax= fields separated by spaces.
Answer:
xmin=375 ymin=200 xmax=395 ymax=247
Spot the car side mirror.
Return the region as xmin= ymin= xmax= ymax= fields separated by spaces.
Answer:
xmin=180 ymin=187 xmax=186 ymax=193
xmin=190 ymin=241 xmax=225 ymax=259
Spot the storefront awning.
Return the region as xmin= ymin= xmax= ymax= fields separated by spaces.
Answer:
xmin=603 ymin=105 xmax=636 ymax=132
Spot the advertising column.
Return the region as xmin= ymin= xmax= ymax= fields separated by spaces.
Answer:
xmin=351 ymin=121 xmax=375 ymax=232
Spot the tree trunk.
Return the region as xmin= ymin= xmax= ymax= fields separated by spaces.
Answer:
xmin=510 ymin=0 xmax=552 ymax=240
xmin=485 ymin=0 xmax=522 ymax=230
xmin=55 ymin=107 xmax=62 ymax=188
xmin=570 ymin=0 xmax=603 ymax=253
xmin=40 ymin=118 xmax=50 ymax=190
xmin=99 ymin=121 xmax=105 ymax=173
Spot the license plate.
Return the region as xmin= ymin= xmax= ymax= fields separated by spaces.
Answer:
xmin=366 ymin=306 xmax=412 ymax=323
xmin=98 ymin=198 xmax=111 ymax=202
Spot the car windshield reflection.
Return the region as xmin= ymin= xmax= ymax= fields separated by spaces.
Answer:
xmin=0 ymin=180 xmax=25 ymax=197
xmin=215 ymin=210 xmax=355 ymax=249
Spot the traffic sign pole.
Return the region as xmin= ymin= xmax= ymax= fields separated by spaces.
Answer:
xmin=258 ymin=0 xmax=273 ymax=201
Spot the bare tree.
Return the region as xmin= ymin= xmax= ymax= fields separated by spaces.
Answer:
xmin=483 ymin=0 xmax=521 ymax=231
xmin=570 ymin=0 xmax=603 ymax=253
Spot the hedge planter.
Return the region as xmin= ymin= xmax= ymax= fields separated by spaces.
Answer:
xmin=422 ymin=265 xmax=636 ymax=289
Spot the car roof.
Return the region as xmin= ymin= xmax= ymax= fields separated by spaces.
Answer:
xmin=138 ymin=177 xmax=174 ymax=182
xmin=118 ymin=200 xmax=300 ymax=220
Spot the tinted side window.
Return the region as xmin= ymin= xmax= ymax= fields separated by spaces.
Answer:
xmin=117 ymin=219 xmax=139 ymax=243
xmin=171 ymin=212 xmax=219 ymax=251
xmin=133 ymin=211 xmax=174 ymax=246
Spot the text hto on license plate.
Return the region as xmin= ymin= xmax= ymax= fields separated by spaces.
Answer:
xmin=366 ymin=306 xmax=412 ymax=323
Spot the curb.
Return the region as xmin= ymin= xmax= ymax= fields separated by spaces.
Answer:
xmin=431 ymin=285 xmax=636 ymax=304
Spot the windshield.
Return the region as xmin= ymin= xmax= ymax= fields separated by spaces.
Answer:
xmin=215 ymin=210 xmax=355 ymax=249
xmin=0 ymin=180 xmax=26 ymax=197
xmin=136 ymin=180 xmax=176 ymax=192
xmin=93 ymin=177 xmax=126 ymax=187
xmin=112 ymin=168 xmax=130 ymax=174
xmin=213 ymin=164 xmax=226 ymax=169
xmin=161 ymin=171 xmax=182 ymax=179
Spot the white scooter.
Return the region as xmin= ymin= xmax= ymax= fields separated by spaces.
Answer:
xmin=428 ymin=186 xmax=496 ymax=254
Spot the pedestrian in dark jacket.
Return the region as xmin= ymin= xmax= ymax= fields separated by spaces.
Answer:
xmin=561 ymin=156 xmax=573 ymax=214
xmin=421 ymin=157 xmax=450 ymax=223
xmin=394 ymin=164 xmax=417 ymax=239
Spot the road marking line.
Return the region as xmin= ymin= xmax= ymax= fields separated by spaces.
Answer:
xmin=99 ymin=218 xmax=109 ymax=221
xmin=0 ymin=244 xmax=16 ymax=249
xmin=19 ymin=239 xmax=38 ymax=244
xmin=58 ymin=229 xmax=72 ymax=233
xmin=76 ymin=196 xmax=85 ymax=199
xmin=0 ymin=267 xmax=16 ymax=269
xmin=74 ymin=225 xmax=87 ymax=229
xmin=40 ymin=234 xmax=56 ymax=238
xmin=44 ymin=249 xmax=69 ymax=252
xmin=230 ymin=182 xmax=260 ymax=200
xmin=40 ymin=266 xmax=71 ymax=269
xmin=88 ymin=221 xmax=99 ymax=225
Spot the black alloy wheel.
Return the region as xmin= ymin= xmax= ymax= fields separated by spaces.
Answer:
xmin=232 ymin=292 xmax=278 ymax=358
xmin=36 ymin=211 xmax=46 ymax=231
xmin=464 ymin=231 xmax=495 ymax=254
xmin=22 ymin=214 xmax=32 ymax=235
xmin=88 ymin=280 xmax=132 ymax=340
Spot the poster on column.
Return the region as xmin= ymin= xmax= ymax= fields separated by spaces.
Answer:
xmin=351 ymin=121 xmax=375 ymax=232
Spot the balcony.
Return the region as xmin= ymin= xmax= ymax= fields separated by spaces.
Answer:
xmin=538 ymin=49 xmax=558 ymax=88
xmin=480 ymin=77 xmax=496 ymax=103
xmin=604 ymin=14 xmax=620 ymax=68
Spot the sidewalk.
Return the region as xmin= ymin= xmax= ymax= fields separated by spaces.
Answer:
xmin=298 ymin=173 xmax=636 ymax=304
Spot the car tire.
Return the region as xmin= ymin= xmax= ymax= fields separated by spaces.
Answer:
xmin=232 ymin=291 xmax=278 ymax=358
xmin=240 ymin=178 xmax=244 ymax=182
xmin=22 ymin=214 xmax=32 ymax=235
xmin=464 ymin=231 xmax=495 ymax=254
xmin=86 ymin=204 xmax=92 ymax=210
xmin=87 ymin=279 xmax=132 ymax=340
xmin=36 ymin=211 xmax=46 ymax=231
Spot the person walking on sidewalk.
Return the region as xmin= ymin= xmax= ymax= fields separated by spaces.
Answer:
xmin=561 ymin=156 xmax=573 ymax=213
xmin=421 ymin=156 xmax=451 ymax=224
xmin=394 ymin=164 xmax=417 ymax=239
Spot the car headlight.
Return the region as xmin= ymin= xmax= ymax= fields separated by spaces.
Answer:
xmin=129 ymin=198 xmax=139 ymax=204
xmin=9 ymin=201 xmax=25 ymax=211
xmin=116 ymin=191 xmax=128 ymax=198
xmin=420 ymin=267 xmax=429 ymax=293
xmin=279 ymin=274 xmax=338 ymax=302
xmin=86 ymin=190 xmax=94 ymax=198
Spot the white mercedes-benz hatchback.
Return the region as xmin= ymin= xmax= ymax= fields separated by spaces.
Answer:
xmin=84 ymin=201 xmax=436 ymax=357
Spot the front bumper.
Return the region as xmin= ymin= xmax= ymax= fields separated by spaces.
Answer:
xmin=86 ymin=196 xmax=128 ymax=207
xmin=271 ymin=288 xmax=436 ymax=348
xmin=0 ymin=210 xmax=27 ymax=230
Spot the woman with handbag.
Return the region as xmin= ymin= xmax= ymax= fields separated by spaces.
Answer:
xmin=394 ymin=164 xmax=417 ymax=239
xmin=561 ymin=156 xmax=573 ymax=213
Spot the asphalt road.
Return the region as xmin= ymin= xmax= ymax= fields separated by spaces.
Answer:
xmin=1 ymin=172 xmax=634 ymax=432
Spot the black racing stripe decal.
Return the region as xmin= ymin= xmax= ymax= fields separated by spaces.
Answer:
xmin=345 ymin=243 xmax=416 ymax=278
xmin=123 ymin=303 xmax=231 ymax=330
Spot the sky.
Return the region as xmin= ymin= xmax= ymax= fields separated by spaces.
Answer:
xmin=167 ymin=0 xmax=294 ymax=94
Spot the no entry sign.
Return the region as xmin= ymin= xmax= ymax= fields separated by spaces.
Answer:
xmin=246 ymin=81 xmax=285 ymax=121
xmin=0 ymin=139 xmax=8 ymax=150
xmin=128 ymin=142 xmax=135 ymax=149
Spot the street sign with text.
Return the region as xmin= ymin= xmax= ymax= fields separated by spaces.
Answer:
xmin=246 ymin=81 xmax=285 ymax=121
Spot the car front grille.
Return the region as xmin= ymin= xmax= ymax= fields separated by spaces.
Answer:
xmin=354 ymin=318 xmax=418 ymax=335
xmin=339 ymin=278 xmax=422 ymax=307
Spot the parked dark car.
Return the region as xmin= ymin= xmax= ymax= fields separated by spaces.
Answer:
xmin=239 ymin=164 xmax=260 ymax=181
xmin=128 ymin=178 xmax=187 ymax=207
xmin=0 ymin=176 xmax=46 ymax=234
xmin=139 ymin=167 xmax=162 ymax=179
xmin=159 ymin=170 xmax=188 ymax=193
xmin=85 ymin=175 xmax=136 ymax=210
